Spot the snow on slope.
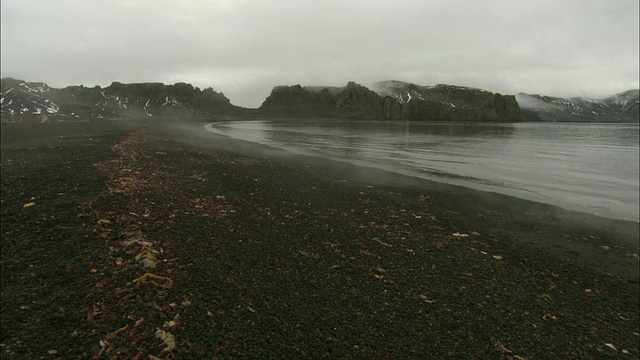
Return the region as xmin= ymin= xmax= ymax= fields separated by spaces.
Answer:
xmin=517 ymin=90 xmax=639 ymax=122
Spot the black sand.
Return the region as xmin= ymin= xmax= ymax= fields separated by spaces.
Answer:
xmin=1 ymin=120 xmax=638 ymax=359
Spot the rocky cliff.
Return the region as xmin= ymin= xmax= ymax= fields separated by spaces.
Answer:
xmin=259 ymin=80 xmax=526 ymax=121
xmin=372 ymin=81 xmax=525 ymax=121
xmin=258 ymin=82 xmax=397 ymax=119
xmin=0 ymin=78 xmax=250 ymax=121
xmin=4 ymin=77 xmax=636 ymax=123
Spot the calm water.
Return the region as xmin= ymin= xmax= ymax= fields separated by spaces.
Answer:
xmin=205 ymin=120 xmax=640 ymax=222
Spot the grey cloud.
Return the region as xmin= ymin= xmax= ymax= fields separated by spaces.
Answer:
xmin=1 ymin=0 xmax=638 ymax=107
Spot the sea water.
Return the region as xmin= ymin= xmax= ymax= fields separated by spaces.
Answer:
xmin=205 ymin=120 xmax=640 ymax=222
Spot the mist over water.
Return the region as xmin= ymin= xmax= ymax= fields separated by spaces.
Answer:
xmin=206 ymin=120 xmax=640 ymax=222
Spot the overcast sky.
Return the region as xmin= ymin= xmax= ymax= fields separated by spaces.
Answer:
xmin=1 ymin=0 xmax=638 ymax=108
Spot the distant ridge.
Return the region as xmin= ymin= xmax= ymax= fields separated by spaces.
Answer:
xmin=516 ymin=90 xmax=639 ymax=122
xmin=1 ymin=77 xmax=637 ymax=122
xmin=371 ymin=80 xmax=523 ymax=121
xmin=0 ymin=78 xmax=250 ymax=120
xmin=259 ymin=80 xmax=525 ymax=122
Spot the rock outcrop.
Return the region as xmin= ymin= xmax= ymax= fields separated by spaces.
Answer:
xmin=0 ymin=78 xmax=250 ymax=121
xmin=258 ymin=82 xmax=395 ymax=119
xmin=372 ymin=81 xmax=525 ymax=121
xmin=259 ymin=80 xmax=526 ymax=121
xmin=4 ymin=77 xmax=636 ymax=123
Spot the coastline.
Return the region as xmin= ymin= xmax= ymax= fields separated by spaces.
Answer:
xmin=205 ymin=119 xmax=640 ymax=224
xmin=195 ymin=120 xmax=639 ymax=278
xmin=1 ymin=119 xmax=638 ymax=358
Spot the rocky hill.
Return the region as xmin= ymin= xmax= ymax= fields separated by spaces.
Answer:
xmin=0 ymin=78 xmax=250 ymax=121
xmin=372 ymin=81 xmax=525 ymax=122
xmin=259 ymin=81 xmax=525 ymax=121
xmin=516 ymin=90 xmax=639 ymax=122
xmin=3 ymin=77 xmax=637 ymax=123
xmin=258 ymin=82 xmax=401 ymax=119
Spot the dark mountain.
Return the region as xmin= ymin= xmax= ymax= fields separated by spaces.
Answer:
xmin=516 ymin=90 xmax=639 ymax=122
xmin=3 ymin=77 xmax=637 ymax=123
xmin=259 ymin=81 xmax=525 ymax=121
xmin=258 ymin=82 xmax=402 ymax=119
xmin=0 ymin=78 xmax=250 ymax=121
xmin=1 ymin=78 xmax=61 ymax=118
xmin=372 ymin=80 xmax=525 ymax=122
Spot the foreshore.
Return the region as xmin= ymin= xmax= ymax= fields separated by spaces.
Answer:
xmin=1 ymin=119 xmax=638 ymax=358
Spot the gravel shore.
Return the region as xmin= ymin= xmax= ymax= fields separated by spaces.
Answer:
xmin=1 ymin=120 xmax=638 ymax=359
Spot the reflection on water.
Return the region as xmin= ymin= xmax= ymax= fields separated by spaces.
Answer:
xmin=206 ymin=120 xmax=640 ymax=222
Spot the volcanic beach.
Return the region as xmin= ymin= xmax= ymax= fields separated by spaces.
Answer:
xmin=1 ymin=119 xmax=638 ymax=359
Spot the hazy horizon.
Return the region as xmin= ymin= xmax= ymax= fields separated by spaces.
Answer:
xmin=2 ymin=0 xmax=638 ymax=107
xmin=2 ymin=75 xmax=639 ymax=110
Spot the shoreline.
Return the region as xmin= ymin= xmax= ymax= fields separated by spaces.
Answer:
xmin=204 ymin=119 xmax=640 ymax=224
xmin=1 ymin=119 xmax=638 ymax=358
xmin=174 ymin=121 xmax=640 ymax=279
